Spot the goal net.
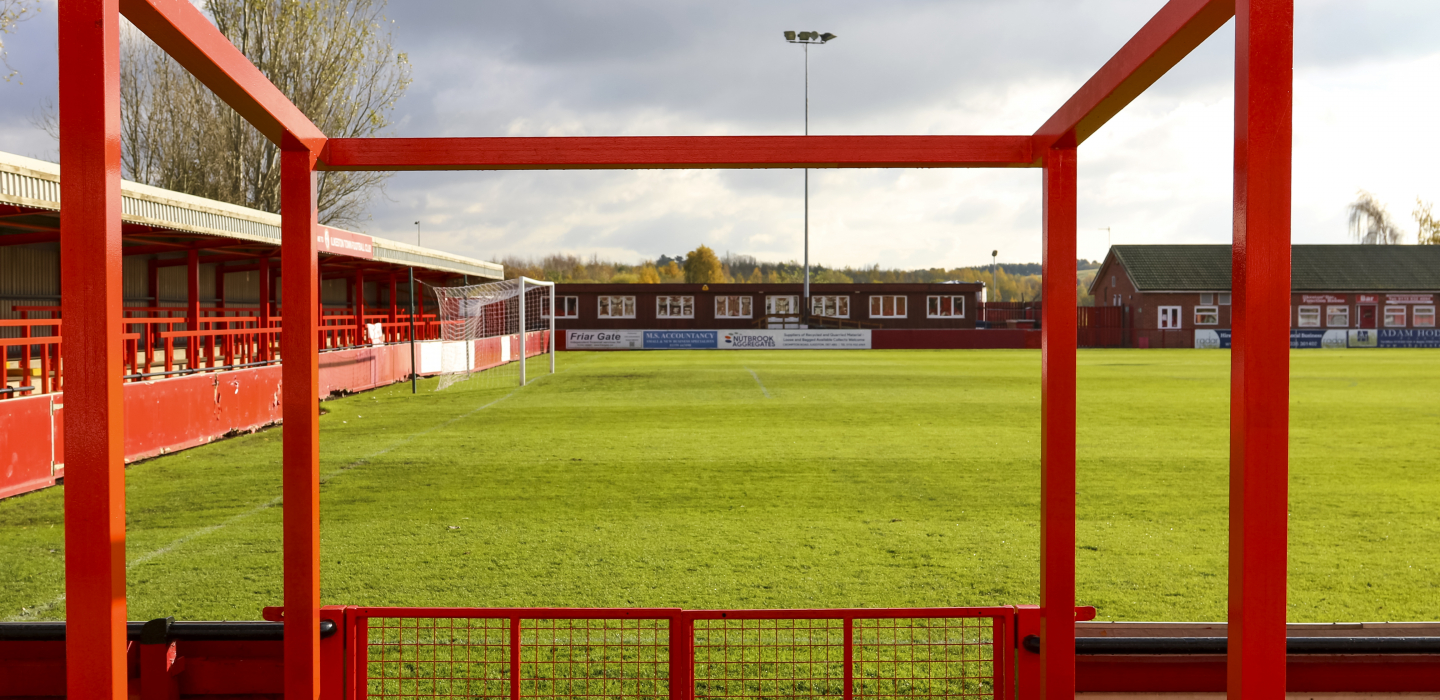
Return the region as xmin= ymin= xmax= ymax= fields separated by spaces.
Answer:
xmin=430 ymin=277 xmax=555 ymax=391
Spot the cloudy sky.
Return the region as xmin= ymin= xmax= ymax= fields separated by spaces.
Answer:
xmin=3 ymin=1 xmax=1439 ymax=268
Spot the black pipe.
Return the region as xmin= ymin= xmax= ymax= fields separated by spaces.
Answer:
xmin=1022 ymin=634 xmax=1440 ymax=655
xmin=0 ymin=619 xmax=337 ymax=642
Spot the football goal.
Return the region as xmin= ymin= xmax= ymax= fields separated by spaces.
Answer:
xmin=431 ymin=276 xmax=555 ymax=390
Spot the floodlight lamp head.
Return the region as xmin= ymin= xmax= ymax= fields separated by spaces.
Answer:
xmin=992 ymin=250 xmax=998 ymax=258
xmin=797 ymin=31 xmax=812 ymax=40
xmin=784 ymin=30 xmax=796 ymax=41
xmin=820 ymin=32 xmax=836 ymax=42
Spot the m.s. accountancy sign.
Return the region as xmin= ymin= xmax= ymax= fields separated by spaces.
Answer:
xmin=317 ymin=227 xmax=374 ymax=259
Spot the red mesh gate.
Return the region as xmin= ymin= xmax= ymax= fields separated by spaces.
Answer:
xmin=345 ymin=607 xmax=1013 ymax=700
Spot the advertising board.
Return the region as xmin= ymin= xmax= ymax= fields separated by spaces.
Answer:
xmin=719 ymin=329 xmax=871 ymax=350
xmin=1197 ymin=329 xmax=1440 ymax=349
xmin=643 ymin=331 xmax=718 ymax=349
xmin=566 ymin=330 xmax=643 ymax=350
xmin=564 ymin=329 xmax=871 ymax=350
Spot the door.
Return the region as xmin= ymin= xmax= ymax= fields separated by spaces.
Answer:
xmin=1358 ymin=305 xmax=1377 ymax=329
xmin=1157 ymin=306 xmax=1181 ymax=330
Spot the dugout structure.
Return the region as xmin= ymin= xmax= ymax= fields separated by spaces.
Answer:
xmin=57 ymin=1 xmax=1292 ymax=698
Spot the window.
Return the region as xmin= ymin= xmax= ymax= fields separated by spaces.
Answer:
xmin=811 ymin=295 xmax=850 ymax=318
xmin=1384 ymin=306 xmax=1407 ymax=327
xmin=1414 ymin=306 xmax=1436 ymax=328
xmin=1112 ymin=294 xmax=1122 ymax=307
xmin=1194 ymin=306 xmax=1219 ymax=325
xmin=1200 ymin=293 xmax=1214 ymax=305
xmin=766 ymin=296 xmax=800 ymax=315
xmin=870 ymin=295 xmax=907 ymax=318
xmin=1297 ymin=305 xmax=1321 ymax=327
xmin=1157 ymin=306 xmax=1181 ymax=329
xmin=1218 ymin=293 xmax=1232 ymax=306
xmin=1326 ymin=305 xmax=1349 ymax=327
xmin=549 ymin=296 xmax=579 ymax=319
xmin=656 ymin=295 xmax=695 ymax=319
xmin=715 ymin=295 xmax=753 ymax=318
xmin=597 ymin=295 xmax=636 ymax=319
xmin=927 ymin=295 xmax=966 ymax=318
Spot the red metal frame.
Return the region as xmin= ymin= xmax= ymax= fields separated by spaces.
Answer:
xmin=56 ymin=1 xmax=1297 ymax=698
xmin=1229 ymin=1 xmax=1293 ymax=697
xmin=343 ymin=607 xmax=1013 ymax=700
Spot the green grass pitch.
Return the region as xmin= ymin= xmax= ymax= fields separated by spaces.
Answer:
xmin=2 ymin=349 xmax=1437 ymax=623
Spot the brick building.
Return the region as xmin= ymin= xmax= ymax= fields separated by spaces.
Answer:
xmin=1091 ymin=245 xmax=1440 ymax=348
xmin=551 ymin=282 xmax=986 ymax=331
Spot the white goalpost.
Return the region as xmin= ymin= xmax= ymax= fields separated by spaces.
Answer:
xmin=430 ymin=276 xmax=555 ymax=391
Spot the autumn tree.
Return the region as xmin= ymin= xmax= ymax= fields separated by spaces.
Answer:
xmin=118 ymin=0 xmax=411 ymax=227
xmin=1 ymin=0 xmax=39 ymax=82
xmin=683 ymin=245 xmax=725 ymax=283
xmin=637 ymin=263 xmax=662 ymax=283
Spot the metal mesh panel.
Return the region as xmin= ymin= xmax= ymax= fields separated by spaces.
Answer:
xmin=852 ymin=618 xmax=995 ymax=699
xmin=364 ymin=616 xmax=671 ymax=700
xmin=692 ymin=618 xmax=845 ymax=699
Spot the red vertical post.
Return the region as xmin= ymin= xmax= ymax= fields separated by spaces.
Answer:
xmin=1230 ymin=1 xmax=1293 ymax=698
xmin=186 ymin=248 xmax=200 ymax=328
xmin=1040 ymin=145 xmax=1077 ymax=700
xmin=58 ymin=0 xmax=127 ymax=698
xmin=281 ymin=137 xmax=323 ymax=700
xmin=260 ymin=258 xmax=273 ymax=359
xmin=354 ymin=271 xmax=365 ymax=345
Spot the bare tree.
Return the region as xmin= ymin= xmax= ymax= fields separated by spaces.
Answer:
xmin=120 ymin=0 xmax=411 ymax=227
xmin=1416 ymin=199 xmax=1440 ymax=245
xmin=1347 ymin=191 xmax=1404 ymax=245
xmin=1 ymin=0 xmax=41 ymax=82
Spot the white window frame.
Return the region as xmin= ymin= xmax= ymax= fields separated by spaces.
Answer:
xmin=1414 ymin=306 xmax=1436 ymax=328
xmin=869 ymin=295 xmax=908 ymax=318
xmin=1218 ymin=292 xmax=1232 ymax=306
xmin=1326 ymin=305 xmax=1349 ymax=327
xmin=926 ymin=295 xmax=966 ymax=318
xmin=549 ymin=295 xmax=579 ymax=319
xmin=656 ymin=295 xmax=695 ymax=319
xmin=714 ymin=295 xmax=753 ymax=319
xmin=1157 ymin=306 xmax=1182 ymax=330
xmin=765 ymin=295 xmax=799 ymax=315
xmin=1383 ymin=306 xmax=1407 ymax=328
xmin=1297 ymin=305 xmax=1321 ymax=327
xmin=1193 ymin=305 xmax=1219 ymax=326
xmin=597 ymin=295 xmax=636 ymax=319
xmin=1200 ymin=293 xmax=1214 ymax=305
xmin=811 ymin=295 xmax=850 ymax=318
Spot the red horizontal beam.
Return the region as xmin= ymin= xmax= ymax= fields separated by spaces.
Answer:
xmin=1034 ymin=0 xmax=1235 ymax=149
xmin=119 ymin=0 xmax=325 ymax=152
xmin=319 ymin=135 xmax=1036 ymax=171
xmin=0 ymin=231 xmax=61 ymax=246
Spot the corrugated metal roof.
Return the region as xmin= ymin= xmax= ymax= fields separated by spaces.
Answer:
xmin=0 ymin=151 xmax=502 ymax=279
xmin=1102 ymin=244 xmax=1440 ymax=292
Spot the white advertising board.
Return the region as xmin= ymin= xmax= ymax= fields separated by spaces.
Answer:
xmin=566 ymin=330 xmax=644 ymax=350
xmin=718 ymin=329 xmax=871 ymax=350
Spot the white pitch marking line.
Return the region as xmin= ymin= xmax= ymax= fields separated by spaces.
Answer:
xmin=6 ymin=386 xmax=524 ymax=622
xmin=745 ymin=367 xmax=771 ymax=398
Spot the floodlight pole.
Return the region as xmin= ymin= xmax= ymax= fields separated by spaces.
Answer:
xmin=786 ymin=32 xmax=835 ymax=322
xmin=408 ymin=266 xmax=417 ymax=394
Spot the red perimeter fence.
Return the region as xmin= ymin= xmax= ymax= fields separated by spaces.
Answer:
xmin=348 ymin=607 xmax=1012 ymax=700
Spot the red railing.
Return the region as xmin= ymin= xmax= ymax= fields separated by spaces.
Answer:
xmin=345 ymin=607 xmax=1012 ymax=700
xmin=4 ymin=305 xmax=448 ymax=395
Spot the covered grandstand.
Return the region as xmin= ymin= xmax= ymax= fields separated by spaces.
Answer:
xmin=0 ymin=150 xmax=503 ymax=499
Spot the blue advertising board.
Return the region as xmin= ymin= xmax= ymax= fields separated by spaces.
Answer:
xmin=642 ymin=330 xmax=718 ymax=349
xmin=1197 ymin=328 xmax=1440 ymax=349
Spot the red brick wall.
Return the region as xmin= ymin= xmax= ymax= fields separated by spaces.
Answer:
xmin=551 ymin=283 xmax=984 ymax=330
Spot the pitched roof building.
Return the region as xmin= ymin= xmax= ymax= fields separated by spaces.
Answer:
xmin=1090 ymin=245 xmax=1440 ymax=348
